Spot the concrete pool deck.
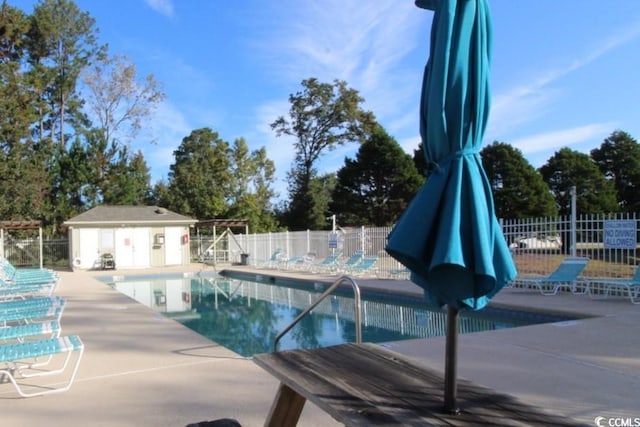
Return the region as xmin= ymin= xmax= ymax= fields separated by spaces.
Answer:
xmin=1 ymin=264 xmax=638 ymax=426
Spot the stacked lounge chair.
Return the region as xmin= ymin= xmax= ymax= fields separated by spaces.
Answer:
xmin=0 ymin=258 xmax=60 ymax=297
xmin=0 ymin=257 xmax=83 ymax=397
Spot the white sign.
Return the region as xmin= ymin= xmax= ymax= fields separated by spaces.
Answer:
xmin=603 ymin=220 xmax=637 ymax=249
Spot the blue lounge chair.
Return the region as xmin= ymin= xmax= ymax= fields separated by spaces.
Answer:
xmin=284 ymin=252 xmax=316 ymax=271
xmin=311 ymin=252 xmax=342 ymax=273
xmin=0 ymin=320 xmax=61 ymax=342
xmin=256 ymin=249 xmax=285 ymax=269
xmin=0 ymin=305 xmax=65 ymax=327
xmin=0 ymin=335 xmax=84 ymax=397
xmin=586 ymin=266 xmax=640 ymax=304
xmin=0 ymin=259 xmax=59 ymax=296
xmin=0 ymin=281 xmax=57 ymax=298
xmin=388 ymin=267 xmax=411 ymax=279
xmin=512 ymin=257 xmax=589 ymax=295
xmin=336 ymin=251 xmax=364 ymax=273
xmin=0 ymin=258 xmax=58 ymax=284
xmin=0 ymin=296 xmax=65 ymax=314
xmin=345 ymin=256 xmax=378 ymax=276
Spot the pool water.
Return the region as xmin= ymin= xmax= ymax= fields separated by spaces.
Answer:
xmin=100 ymin=272 xmax=577 ymax=357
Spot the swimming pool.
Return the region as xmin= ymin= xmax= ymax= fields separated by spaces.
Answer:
xmin=99 ymin=271 xmax=578 ymax=357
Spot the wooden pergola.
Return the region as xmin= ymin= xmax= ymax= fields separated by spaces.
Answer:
xmin=195 ymin=219 xmax=249 ymax=233
xmin=0 ymin=220 xmax=42 ymax=230
xmin=194 ymin=219 xmax=250 ymax=265
xmin=0 ymin=220 xmax=44 ymax=268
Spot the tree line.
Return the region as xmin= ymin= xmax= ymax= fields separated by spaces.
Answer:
xmin=1 ymin=1 xmax=638 ymax=236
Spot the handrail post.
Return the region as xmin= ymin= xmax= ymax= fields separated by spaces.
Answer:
xmin=273 ymin=276 xmax=362 ymax=351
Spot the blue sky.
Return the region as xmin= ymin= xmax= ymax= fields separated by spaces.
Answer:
xmin=13 ymin=1 xmax=640 ymax=199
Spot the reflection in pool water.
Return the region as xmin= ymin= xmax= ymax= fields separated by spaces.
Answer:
xmin=104 ymin=272 xmax=575 ymax=357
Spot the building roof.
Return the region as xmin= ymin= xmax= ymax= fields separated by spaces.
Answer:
xmin=63 ymin=206 xmax=197 ymax=227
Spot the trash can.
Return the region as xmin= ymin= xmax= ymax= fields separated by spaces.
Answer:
xmin=240 ymin=253 xmax=250 ymax=265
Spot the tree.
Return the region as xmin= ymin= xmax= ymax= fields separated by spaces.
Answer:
xmin=480 ymin=142 xmax=557 ymax=219
xmin=82 ymin=53 xmax=165 ymax=148
xmin=165 ymin=128 xmax=232 ymax=219
xmin=330 ymin=127 xmax=423 ymax=226
xmin=271 ymin=78 xmax=376 ymax=230
xmin=49 ymin=137 xmax=92 ymax=224
xmin=0 ymin=4 xmax=48 ymax=222
xmin=590 ymin=130 xmax=640 ymax=212
xmin=0 ymin=4 xmax=35 ymax=145
xmin=69 ymin=53 xmax=162 ymax=207
xmin=309 ymin=173 xmax=337 ymax=229
xmin=26 ymin=0 xmax=105 ymax=147
xmin=226 ymin=138 xmax=278 ymax=232
xmin=163 ymin=129 xmax=279 ymax=228
xmin=101 ymin=148 xmax=151 ymax=205
xmin=539 ymin=147 xmax=618 ymax=216
xmin=412 ymin=142 xmax=433 ymax=178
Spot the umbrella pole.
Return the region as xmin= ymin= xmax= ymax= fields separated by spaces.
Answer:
xmin=444 ymin=305 xmax=460 ymax=414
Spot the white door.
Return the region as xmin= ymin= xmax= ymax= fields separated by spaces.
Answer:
xmin=115 ymin=228 xmax=134 ymax=268
xmin=115 ymin=228 xmax=150 ymax=268
xmin=77 ymin=228 xmax=100 ymax=269
xmin=164 ymin=227 xmax=183 ymax=265
xmin=132 ymin=227 xmax=150 ymax=267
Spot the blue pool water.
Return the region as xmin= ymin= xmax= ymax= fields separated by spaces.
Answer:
xmin=99 ymin=271 xmax=577 ymax=357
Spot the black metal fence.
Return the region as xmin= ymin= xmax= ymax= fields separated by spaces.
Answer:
xmin=2 ymin=238 xmax=69 ymax=269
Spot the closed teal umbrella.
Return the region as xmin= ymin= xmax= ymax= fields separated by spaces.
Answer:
xmin=385 ymin=0 xmax=517 ymax=413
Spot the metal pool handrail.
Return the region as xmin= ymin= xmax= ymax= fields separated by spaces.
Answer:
xmin=273 ymin=275 xmax=362 ymax=351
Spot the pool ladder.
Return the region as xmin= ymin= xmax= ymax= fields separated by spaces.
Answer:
xmin=273 ymin=276 xmax=362 ymax=351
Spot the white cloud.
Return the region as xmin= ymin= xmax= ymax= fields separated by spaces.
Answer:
xmin=143 ymin=100 xmax=192 ymax=182
xmin=511 ymin=123 xmax=616 ymax=155
xmin=487 ymin=20 xmax=640 ymax=142
xmin=144 ymin=0 xmax=174 ymax=17
xmin=252 ymin=2 xmax=424 ymax=111
xmin=250 ymin=100 xmax=297 ymax=198
xmin=398 ymin=135 xmax=422 ymax=155
xmin=244 ymin=1 xmax=426 ymax=187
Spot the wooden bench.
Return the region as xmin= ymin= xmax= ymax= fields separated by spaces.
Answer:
xmin=253 ymin=343 xmax=586 ymax=426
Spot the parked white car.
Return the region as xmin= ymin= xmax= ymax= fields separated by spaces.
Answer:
xmin=510 ymin=235 xmax=562 ymax=250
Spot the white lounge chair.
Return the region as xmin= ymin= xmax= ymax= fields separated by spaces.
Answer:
xmin=0 ymin=335 xmax=84 ymax=397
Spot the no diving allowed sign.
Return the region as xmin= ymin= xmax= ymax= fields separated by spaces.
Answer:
xmin=603 ymin=220 xmax=637 ymax=249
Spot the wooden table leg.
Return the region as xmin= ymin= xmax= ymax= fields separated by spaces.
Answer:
xmin=264 ymin=383 xmax=307 ymax=427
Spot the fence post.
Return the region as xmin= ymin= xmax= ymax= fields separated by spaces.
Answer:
xmin=39 ymin=227 xmax=43 ymax=269
xmin=570 ymin=186 xmax=577 ymax=257
xmin=286 ymin=230 xmax=290 ymax=257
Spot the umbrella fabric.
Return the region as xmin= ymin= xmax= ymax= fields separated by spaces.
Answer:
xmin=386 ymin=0 xmax=516 ymax=310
